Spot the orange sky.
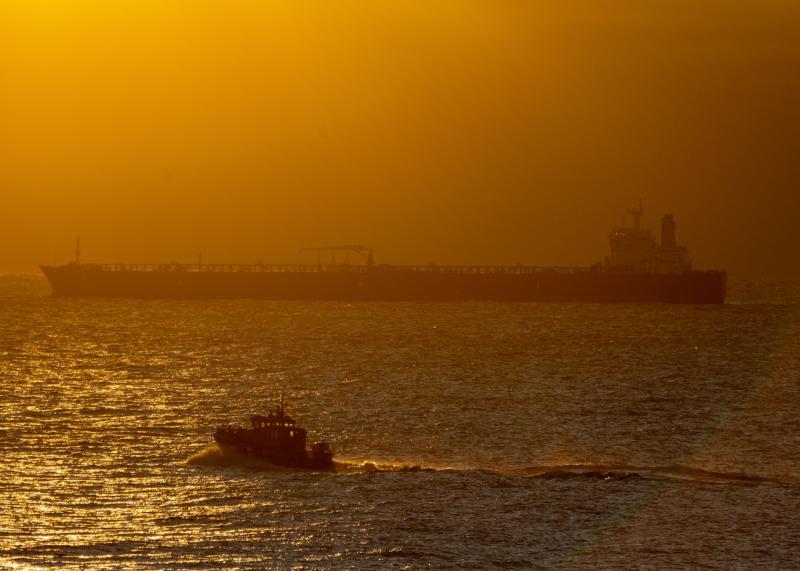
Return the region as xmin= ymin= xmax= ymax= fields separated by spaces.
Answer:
xmin=2 ymin=1 xmax=798 ymax=277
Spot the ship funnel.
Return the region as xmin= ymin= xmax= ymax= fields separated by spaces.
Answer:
xmin=661 ymin=214 xmax=677 ymax=248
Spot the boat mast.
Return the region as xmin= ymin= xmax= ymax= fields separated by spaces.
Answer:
xmin=75 ymin=236 xmax=81 ymax=265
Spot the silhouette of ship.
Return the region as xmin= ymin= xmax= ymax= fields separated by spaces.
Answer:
xmin=213 ymin=398 xmax=334 ymax=470
xmin=40 ymin=205 xmax=726 ymax=303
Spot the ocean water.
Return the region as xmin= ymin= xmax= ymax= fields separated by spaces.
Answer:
xmin=1 ymin=275 xmax=799 ymax=569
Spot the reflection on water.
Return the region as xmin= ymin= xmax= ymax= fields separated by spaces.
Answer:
xmin=1 ymin=276 xmax=799 ymax=568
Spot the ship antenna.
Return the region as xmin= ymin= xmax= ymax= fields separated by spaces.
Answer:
xmin=75 ymin=236 xmax=81 ymax=265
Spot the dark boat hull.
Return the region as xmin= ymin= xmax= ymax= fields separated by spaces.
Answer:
xmin=214 ymin=432 xmax=334 ymax=470
xmin=40 ymin=265 xmax=727 ymax=303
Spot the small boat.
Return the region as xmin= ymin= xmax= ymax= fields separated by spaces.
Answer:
xmin=213 ymin=398 xmax=333 ymax=470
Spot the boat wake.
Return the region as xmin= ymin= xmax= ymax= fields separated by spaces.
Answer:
xmin=513 ymin=464 xmax=775 ymax=485
xmin=186 ymin=443 xmax=296 ymax=471
xmin=335 ymin=461 xmax=778 ymax=484
xmin=333 ymin=457 xmax=441 ymax=473
xmin=186 ymin=445 xmax=784 ymax=485
xmin=186 ymin=445 xmax=447 ymax=472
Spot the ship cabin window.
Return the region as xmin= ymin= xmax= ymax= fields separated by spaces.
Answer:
xmin=290 ymin=430 xmax=294 ymax=437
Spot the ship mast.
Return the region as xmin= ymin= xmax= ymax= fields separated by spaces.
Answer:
xmin=627 ymin=199 xmax=644 ymax=230
xmin=75 ymin=236 xmax=81 ymax=265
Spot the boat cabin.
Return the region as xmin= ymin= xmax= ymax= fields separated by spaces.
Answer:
xmin=249 ymin=405 xmax=307 ymax=450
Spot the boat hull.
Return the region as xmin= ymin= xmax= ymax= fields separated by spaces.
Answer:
xmin=214 ymin=431 xmax=334 ymax=470
xmin=40 ymin=264 xmax=726 ymax=303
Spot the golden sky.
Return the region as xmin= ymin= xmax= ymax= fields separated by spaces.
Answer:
xmin=2 ymin=1 xmax=798 ymax=276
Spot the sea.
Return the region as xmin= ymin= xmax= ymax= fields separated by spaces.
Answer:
xmin=1 ymin=274 xmax=799 ymax=569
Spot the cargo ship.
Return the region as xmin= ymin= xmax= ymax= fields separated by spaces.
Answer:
xmin=39 ymin=206 xmax=726 ymax=303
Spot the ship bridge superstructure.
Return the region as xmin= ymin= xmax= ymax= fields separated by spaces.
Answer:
xmin=606 ymin=203 xmax=692 ymax=274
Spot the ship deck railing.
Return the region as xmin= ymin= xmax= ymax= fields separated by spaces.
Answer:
xmin=65 ymin=262 xmax=595 ymax=275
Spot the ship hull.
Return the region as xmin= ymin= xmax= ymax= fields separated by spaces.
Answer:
xmin=213 ymin=432 xmax=333 ymax=470
xmin=40 ymin=265 xmax=726 ymax=303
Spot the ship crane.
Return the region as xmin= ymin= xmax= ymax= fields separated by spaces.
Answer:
xmin=300 ymin=245 xmax=374 ymax=267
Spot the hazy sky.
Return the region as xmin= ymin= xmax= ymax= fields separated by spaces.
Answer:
xmin=2 ymin=1 xmax=798 ymax=276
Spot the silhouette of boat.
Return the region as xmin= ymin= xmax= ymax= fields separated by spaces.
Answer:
xmin=40 ymin=205 xmax=726 ymax=303
xmin=213 ymin=399 xmax=333 ymax=470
